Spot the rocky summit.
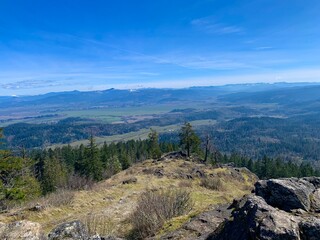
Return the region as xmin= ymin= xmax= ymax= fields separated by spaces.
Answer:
xmin=0 ymin=157 xmax=257 ymax=239
xmin=2 ymin=164 xmax=320 ymax=239
xmin=194 ymin=177 xmax=320 ymax=240
xmin=156 ymin=177 xmax=320 ymax=240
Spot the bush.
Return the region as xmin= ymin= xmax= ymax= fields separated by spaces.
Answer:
xmin=84 ymin=213 xmax=115 ymax=236
xmin=39 ymin=189 xmax=74 ymax=208
xmin=130 ymin=189 xmax=193 ymax=239
xmin=67 ymin=174 xmax=94 ymax=190
xmin=200 ymin=177 xmax=224 ymax=191
xmin=178 ymin=180 xmax=193 ymax=188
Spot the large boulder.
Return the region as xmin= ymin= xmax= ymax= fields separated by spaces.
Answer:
xmin=208 ymin=195 xmax=301 ymax=240
xmin=299 ymin=218 xmax=320 ymax=240
xmin=206 ymin=177 xmax=320 ymax=240
xmin=158 ymin=177 xmax=320 ymax=240
xmin=302 ymin=177 xmax=320 ymax=188
xmin=48 ymin=220 xmax=89 ymax=240
xmin=255 ymin=178 xmax=315 ymax=211
xmin=158 ymin=205 xmax=231 ymax=240
xmin=0 ymin=220 xmax=45 ymax=240
xmin=310 ymin=188 xmax=320 ymax=212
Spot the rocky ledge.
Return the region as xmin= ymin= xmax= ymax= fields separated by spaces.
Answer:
xmin=160 ymin=177 xmax=320 ymax=240
xmin=2 ymin=177 xmax=320 ymax=239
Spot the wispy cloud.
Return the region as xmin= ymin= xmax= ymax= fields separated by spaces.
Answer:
xmin=255 ymin=46 xmax=274 ymax=50
xmin=191 ymin=17 xmax=243 ymax=34
xmin=0 ymin=79 xmax=63 ymax=90
xmin=138 ymin=72 xmax=160 ymax=76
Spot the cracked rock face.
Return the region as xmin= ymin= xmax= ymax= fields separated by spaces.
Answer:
xmin=160 ymin=177 xmax=320 ymax=240
xmin=208 ymin=177 xmax=320 ymax=240
xmin=208 ymin=195 xmax=302 ymax=240
xmin=255 ymin=178 xmax=315 ymax=212
xmin=157 ymin=204 xmax=232 ymax=240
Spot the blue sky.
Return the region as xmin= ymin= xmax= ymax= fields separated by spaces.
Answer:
xmin=1 ymin=0 xmax=320 ymax=95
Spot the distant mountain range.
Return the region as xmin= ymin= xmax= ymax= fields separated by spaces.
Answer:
xmin=1 ymin=82 xmax=320 ymax=110
xmin=2 ymin=82 xmax=320 ymax=161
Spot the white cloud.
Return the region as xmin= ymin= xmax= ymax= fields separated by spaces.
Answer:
xmin=191 ymin=17 xmax=243 ymax=34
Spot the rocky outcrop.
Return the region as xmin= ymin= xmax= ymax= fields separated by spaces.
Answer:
xmin=0 ymin=219 xmax=125 ymax=240
xmin=160 ymin=177 xmax=320 ymax=240
xmin=158 ymin=205 xmax=232 ymax=240
xmin=255 ymin=178 xmax=315 ymax=211
xmin=208 ymin=195 xmax=302 ymax=240
xmin=48 ymin=221 xmax=89 ymax=240
xmin=209 ymin=177 xmax=320 ymax=240
xmin=299 ymin=218 xmax=320 ymax=240
xmin=47 ymin=220 xmax=124 ymax=240
xmin=0 ymin=220 xmax=45 ymax=240
xmin=159 ymin=151 xmax=187 ymax=161
xmin=4 ymin=176 xmax=320 ymax=240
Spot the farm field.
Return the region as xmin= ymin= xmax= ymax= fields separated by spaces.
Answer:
xmin=50 ymin=119 xmax=217 ymax=148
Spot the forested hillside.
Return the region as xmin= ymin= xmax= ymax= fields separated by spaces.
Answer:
xmin=2 ymin=84 xmax=320 ymax=166
xmin=1 ymin=123 xmax=319 ymax=212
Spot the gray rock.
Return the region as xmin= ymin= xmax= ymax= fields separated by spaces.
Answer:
xmin=0 ymin=220 xmax=45 ymax=240
xmin=48 ymin=221 xmax=89 ymax=240
xmin=158 ymin=205 xmax=231 ymax=240
xmin=299 ymin=218 xmax=320 ymax=240
xmin=29 ymin=203 xmax=44 ymax=212
xmin=208 ymin=195 xmax=301 ymax=240
xmin=159 ymin=151 xmax=187 ymax=161
xmin=255 ymin=178 xmax=315 ymax=211
xmin=89 ymin=235 xmax=101 ymax=240
xmin=303 ymin=177 xmax=320 ymax=188
xmin=192 ymin=168 xmax=206 ymax=178
xmin=310 ymin=188 xmax=320 ymax=212
xmin=155 ymin=177 xmax=320 ymax=240
xmin=122 ymin=177 xmax=137 ymax=184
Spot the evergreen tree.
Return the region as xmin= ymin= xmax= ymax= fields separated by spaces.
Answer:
xmin=75 ymin=144 xmax=85 ymax=174
xmin=61 ymin=145 xmax=76 ymax=168
xmin=119 ymin=153 xmax=131 ymax=170
xmin=83 ymin=136 xmax=103 ymax=181
xmin=179 ymin=122 xmax=201 ymax=157
xmin=106 ymin=155 xmax=122 ymax=177
xmin=42 ymin=156 xmax=68 ymax=194
xmin=148 ymin=129 xmax=161 ymax=159
xmin=0 ymin=129 xmax=41 ymax=206
xmin=33 ymin=149 xmax=46 ymax=181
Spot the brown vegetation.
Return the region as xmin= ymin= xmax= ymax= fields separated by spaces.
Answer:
xmin=84 ymin=212 xmax=116 ymax=236
xmin=200 ymin=177 xmax=224 ymax=191
xmin=129 ymin=189 xmax=193 ymax=239
xmin=0 ymin=158 xmax=257 ymax=237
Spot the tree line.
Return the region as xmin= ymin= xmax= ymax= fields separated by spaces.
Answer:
xmin=0 ymin=122 xmax=319 ymax=210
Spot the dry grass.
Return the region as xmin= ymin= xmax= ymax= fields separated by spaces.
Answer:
xmin=178 ymin=180 xmax=193 ymax=188
xmin=129 ymin=189 xmax=193 ymax=239
xmin=28 ymin=189 xmax=75 ymax=210
xmin=66 ymin=174 xmax=94 ymax=191
xmin=200 ymin=177 xmax=224 ymax=191
xmin=0 ymin=159 xmax=257 ymax=237
xmin=84 ymin=212 xmax=116 ymax=236
xmin=44 ymin=190 xmax=74 ymax=207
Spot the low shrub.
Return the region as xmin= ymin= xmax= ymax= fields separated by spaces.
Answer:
xmin=38 ymin=189 xmax=74 ymax=208
xmin=200 ymin=177 xmax=224 ymax=191
xmin=84 ymin=213 xmax=115 ymax=236
xmin=130 ymin=189 xmax=193 ymax=239
xmin=178 ymin=180 xmax=193 ymax=188
xmin=66 ymin=174 xmax=94 ymax=190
